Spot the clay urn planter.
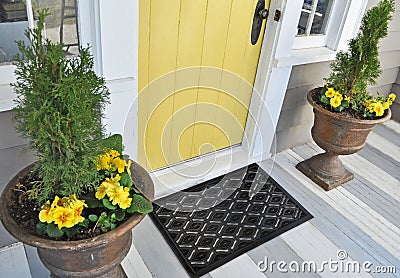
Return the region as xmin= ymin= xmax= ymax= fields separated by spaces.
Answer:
xmin=0 ymin=161 xmax=154 ymax=278
xmin=296 ymin=89 xmax=391 ymax=191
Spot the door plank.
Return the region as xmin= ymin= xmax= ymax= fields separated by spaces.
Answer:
xmin=215 ymin=0 xmax=257 ymax=147
xmin=169 ymin=0 xmax=208 ymax=164
xmin=234 ymin=0 xmax=267 ymax=141
xmin=145 ymin=0 xmax=181 ymax=170
xmin=191 ymin=0 xmax=233 ymax=158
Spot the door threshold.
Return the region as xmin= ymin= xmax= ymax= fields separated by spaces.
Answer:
xmin=149 ymin=145 xmax=271 ymax=199
xmin=149 ymin=144 xmax=241 ymax=173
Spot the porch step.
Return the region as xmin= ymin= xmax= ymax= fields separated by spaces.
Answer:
xmin=0 ymin=243 xmax=31 ymax=278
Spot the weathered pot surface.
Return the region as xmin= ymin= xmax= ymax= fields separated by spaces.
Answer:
xmin=307 ymin=88 xmax=391 ymax=155
xmin=0 ymin=161 xmax=154 ymax=278
xmin=297 ymin=89 xmax=391 ymax=191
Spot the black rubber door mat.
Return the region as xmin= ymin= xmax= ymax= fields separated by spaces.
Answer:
xmin=150 ymin=163 xmax=313 ymax=277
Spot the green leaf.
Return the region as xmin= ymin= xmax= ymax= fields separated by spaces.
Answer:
xmin=46 ymin=223 xmax=64 ymax=238
xmin=114 ymin=210 xmax=126 ymax=221
xmin=63 ymin=227 xmax=79 ymax=239
xmin=85 ymin=197 xmax=103 ymax=208
xmin=120 ymin=172 xmax=133 ymax=188
xmin=102 ymin=134 xmax=123 ymax=153
xmin=127 ymin=195 xmax=153 ymax=214
xmin=334 ymin=106 xmax=344 ymax=112
xmin=102 ymin=218 xmax=111 ymax=227
xmin=36 ymin=222 xmax=47 ymax=236
xmin=88 ymin=214 xmax=98 ymax=222
xmin=111 ymin=223 xmax=117 ymax=230
xmin=79 ymin=219 xmax=90 ymax=228
xmin=320 ymin=95 xmax=330 ymax=105
xmin=102 ymin=198 xmax=117 ymax=210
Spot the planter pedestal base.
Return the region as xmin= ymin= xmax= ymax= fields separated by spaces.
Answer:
xmin=296 ymin=152 xmax=354 ymax=191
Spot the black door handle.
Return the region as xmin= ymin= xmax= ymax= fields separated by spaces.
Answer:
xmin=251 ymin=0 xmax=269 ymax=45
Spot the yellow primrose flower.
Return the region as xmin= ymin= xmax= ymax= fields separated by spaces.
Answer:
xmin=112 ymin=157 xmax=126 ymax=173
xmin=95 ymin=184 xmax=108 ymax=200
xmin=388 ymin=93 xmax=396 ymax=101
xmin=120 ymin=197 xmax=132 ymax=209
xmin=108 ymin=149 xmax=120 ymax=158
xmin=126 ymin=160 xmax=132 ymax=176
xmin=373 ymin=102 xmax=384 ymax=116
xmin=102 ymin=174 xmax=121 ymax=188
xmin=39 ymin=201 xmax=53 ymax=223
xmin=107 ymin=185 xmax=129 ymax=206
xmin=344 ymin=96 xmax=350 ymax=102
xmin=52 ymin=207 xmax=75 ymax=229
xmin=383 ymin=102 xmax=390 ymax=109
xmin=96 ymin=174 xmax=121 ymax=200
xmin=72 ymin=204 xmax=85 ymax=225
xmin=367 ymin=103 xmax=374 ymax=113
xmin=330 ymin=96 xmax=342 ymax=108
xmin=334 ymin=92 xmax=343 ymax=101
xmin=96 ymin=153 xmax=113 ymax=171
xmin=51 ymin=196 xmax=62 ymax=209
xmin=325 ymin=87 xmax=336 ymax=98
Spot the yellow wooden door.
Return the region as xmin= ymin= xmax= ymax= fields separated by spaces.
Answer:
xmin=139 ymin=0 xmax=269 ymax=170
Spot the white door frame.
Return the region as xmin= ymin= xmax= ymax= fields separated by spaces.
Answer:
xmin=78 ymin=0 xmax=296 ymax=198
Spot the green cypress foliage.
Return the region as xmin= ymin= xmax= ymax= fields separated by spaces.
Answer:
xmin=13 ymin=11 xmax=110 ymax=204
xmin=325 ymin=0 xmax=395 ymax=110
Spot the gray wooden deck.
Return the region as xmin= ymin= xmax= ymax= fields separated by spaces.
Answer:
xmin=131 ymin=120 xmax=400 ymax=278
xmin=1 ymin=120 xmax=399 ymax=277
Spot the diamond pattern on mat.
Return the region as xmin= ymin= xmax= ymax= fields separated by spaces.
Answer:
xmin=150 ymin=163 xmax=312 ymax=276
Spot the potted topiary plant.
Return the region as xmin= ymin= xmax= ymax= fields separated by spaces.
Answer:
xmin=296 ymin=0 xmax=396 ymax=191
xmin=0 ymin=11 xmax=153 ymax=277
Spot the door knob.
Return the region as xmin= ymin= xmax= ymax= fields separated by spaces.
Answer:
xmin=251 ymin=0 xmax=269 ymax=45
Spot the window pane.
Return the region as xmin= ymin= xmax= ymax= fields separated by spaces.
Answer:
xmin=310 ymin=0 xmax=333 ymax=35
xmin=33 ymin=0 xmax=79 ymax=55
xmin=297 ymin=0 xmax=333 ymax=36
xmin=0 ymin=0 xmax=29 ymax=64
xmin=0 ymin=0 xmax=79 ymax=65
xmin=297 ymin=0 xmax=313 ymax=35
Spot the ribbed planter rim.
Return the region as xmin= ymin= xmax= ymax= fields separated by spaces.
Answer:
xmin=307 ymin=88 xmax=391 ymax=125
xmin=0 ymin=161 xmax=154 ymax=251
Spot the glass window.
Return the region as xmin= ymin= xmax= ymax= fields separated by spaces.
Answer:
xmin=0 ymin=0 xmax=29 ymax=63
xmin=297 ymin=0 xmax=333 ymax=36
xmin=0 ymin=0 xmax=79 ymax=65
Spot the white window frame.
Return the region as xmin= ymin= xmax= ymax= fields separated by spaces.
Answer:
xmin=294 ymin=0 xmax=368 ymax=50
xmin=294 ymin=0 xmax=335 ymax=49
xmin=276 ymin=0 xmax=368 ymax=67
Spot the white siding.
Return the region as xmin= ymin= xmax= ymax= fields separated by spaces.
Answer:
xmin=0 ymin=111 xmax=36 ymax=247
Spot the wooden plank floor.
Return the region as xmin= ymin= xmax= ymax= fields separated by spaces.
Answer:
xmin=133 ymin=120 xmax=400 ymax=278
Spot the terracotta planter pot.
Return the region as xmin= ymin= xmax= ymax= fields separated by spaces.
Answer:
xmin=296 ymin=89 xmax=391 ymax=191
xmin=0 ymin=161 xmax=154 ymax=278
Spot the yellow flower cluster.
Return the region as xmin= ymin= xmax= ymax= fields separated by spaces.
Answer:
xmin=366 ymin=94 xmax=395 ymax=117
xmin=39 ymin=195 xmax=87 ymax=229
xmin=95 ymin=174 xmax=132 ymax=209
xmin=325 ymin=88 xmax=348 ymax=108
xmin=96 ymin=149 xmax=127 ymax=173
